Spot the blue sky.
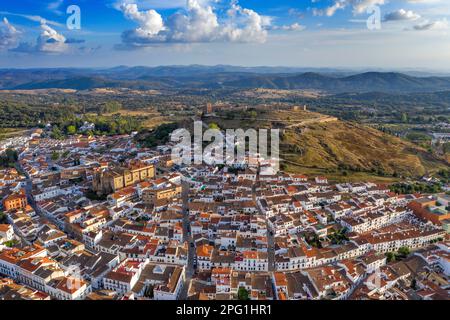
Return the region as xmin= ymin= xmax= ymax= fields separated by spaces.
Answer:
xmin=0 ymin=0 xmax=449 ymax=69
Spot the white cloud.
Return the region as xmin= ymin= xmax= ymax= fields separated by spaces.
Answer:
xmin=0 ymin=11 xmax=64 ymax=27
xmin=37 ymin=20 xmax=68 ymax=53
xmin=119 ymin=0 xmax=270 ymax=47
xmin=0 ymin=18 xmax=20 ymax=50
xmin=47 ymin=0 xmax=64 ymax=15
xmin=413 ymin=18 xmax=449 ymax=30
xmin=222 ymin=1 xmax=271 ymax=43
xmin=313 ymin=0 xmax=386 ymax=17
xmin=283 ymin=23 xmax=306 ymax=31
xmin=122 ymin=3 xmax=165 ymax=39
xmin=167 ymin=0 xmax=220 ymax=43
xmin=11 ymin=20 xmax=69 ymax=54
xmin=407 ymin=0 xmax=443 ymax=3
xmin=272 ymin=23 xmax=306 ymax=31
xmin=383 ymin=9 xmax=421 ymax=22
xmin=114 ymin=0 xmax=187 ymax=10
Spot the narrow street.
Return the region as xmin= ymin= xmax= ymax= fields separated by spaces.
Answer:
xmin=266 ymin=224 xmax=275 ymax=272
xmin=12 ymin=163 xmax=35 ymax=245
xmin=178 ymin=180 xmax=195 ymax=300
xmin=252 ymin=174 xmax=275 ymax=272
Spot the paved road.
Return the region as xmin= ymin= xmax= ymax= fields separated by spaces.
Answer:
xmin=252 ymin=173 xmax=275 ymax=272
xmin=178 ymin=180 xmax=195 ymax=300
xmin=266 ymin=224 xmax=276 ymax=272
xmin=14 ymin=163 xmax=35 ymax=245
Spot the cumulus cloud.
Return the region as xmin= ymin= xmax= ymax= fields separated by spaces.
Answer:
xmin=313 ymin=0 xmax=385 ymax=17
xmin=383 ymin=9 xmax=421 ymax=22
xmin=121 ymin=3 xmax=165 ymax=42
xmin=37 ymin=20 xmax=68 ymax=53
xmin=0 ymin=17 xmax=20 ymax=50
xmin=119 ymin=0 xmax=271 ymax=47
xmin=11 ymin=20 xmax=69 ymax=54
xmin=222 ymin=1 xmax=271 ymax=43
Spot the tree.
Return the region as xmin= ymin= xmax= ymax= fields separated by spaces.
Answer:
xmin=208 ymin=123 xmax=220 ymax=130
xmin=51 ymin=151 xmax=60 ymax=161
xmin=0 ymin=212 xmax=7 ymax=224
xmin=397 ymin=246 xmax=410 ymax=258
xmin=144 ymin=285 xmax=154 ymax=298
xmin=238 ymin=287 xmax=249 ymax=300
xmin=401 ymin=113 xmax=408 ymax=123
xmin=225 ymin=112 xmax=235 ymax=120
xmin=66 ymin=125 xmax=77 ymax=135
xmin=248 ymin=111 xmax=257 ymax=119
xmin=99 ymin=101 xmax=122 ymax=115
xmin=329 ymin=227 xmax=349 ymax=245
xmin=5 ymin=148 xmax=18 ymax=162
xmin=0 ymin=148 xmax=18 ymax=168
xmin=4 ymin=239 xmax=18 ymax=247
xmin=385 ymin=252 xmax=395 ymax=263
xmin=411 ymin=278 xmax=417 ymax=290
xmin=135 ymin=123 xmax=178 ymax=148
xmin=51 ymin=127 xmax=63 ymax=140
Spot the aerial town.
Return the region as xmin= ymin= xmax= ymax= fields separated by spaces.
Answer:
xmin=0 ymin=128 xmax=448 ymax=301
xmin=1 ymin=0 xmax=450 ymax=310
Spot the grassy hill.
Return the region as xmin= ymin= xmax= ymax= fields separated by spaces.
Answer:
xmin=204 ymin=109 xmax=447 ymax=181
xmin=282 ymin=121 xmax=446 ymax=178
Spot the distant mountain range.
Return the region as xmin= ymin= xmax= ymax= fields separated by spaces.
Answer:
xmin=1 ymin=65 xmax=450 ymax=93
xmin=222 ymin=72 xmax=450 ymax=93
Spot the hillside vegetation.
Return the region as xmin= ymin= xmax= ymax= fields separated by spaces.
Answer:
xmin=282 ymin=120 xmax=446 ymax=178
xmin=3 ymin=67 xmax=450 ymax=93
xmin=205 ymin=109 xmax=447 ymax=180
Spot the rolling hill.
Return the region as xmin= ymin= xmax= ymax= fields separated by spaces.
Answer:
xmin=222 ymin=72 xmax=450 ymax=93
xmin=11 ymin=76 xmax=177 ymax=91
xmin=202 ymin=109 xmax=448 ymax=180
xmin=282 ymin=120 xmax=445 ymax=178
xmin=2 ymin=67 xmax=450 ymax=93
